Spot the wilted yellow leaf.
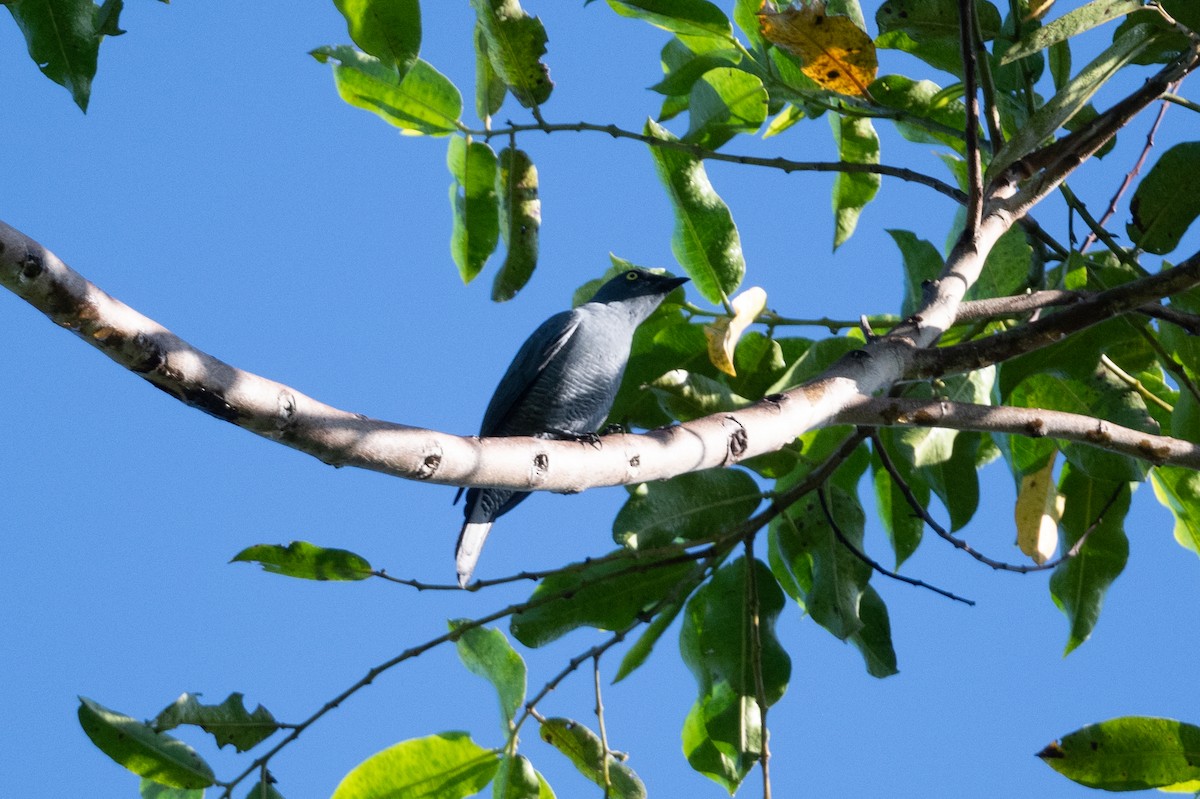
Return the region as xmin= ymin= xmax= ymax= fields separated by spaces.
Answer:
xmin=759 ymin=1 xmax=878 ymax=97
xmin=1026 ymin=0 xmax=1055 ymax=21
xmin=1015 ymin=455 xmax=1065 ymax=565
xmin=704 ymin=286 xmax=768 ymax=377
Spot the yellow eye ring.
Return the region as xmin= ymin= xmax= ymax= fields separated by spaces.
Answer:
xmin=625 ymin=271 xmax=639 ymax=281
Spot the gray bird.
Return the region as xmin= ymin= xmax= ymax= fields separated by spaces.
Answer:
xmin=455 ymin=268 xmax=689 ymax=586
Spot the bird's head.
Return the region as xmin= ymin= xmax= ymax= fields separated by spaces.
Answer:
xmin=589 ymin=268 xmax=689 ymax=306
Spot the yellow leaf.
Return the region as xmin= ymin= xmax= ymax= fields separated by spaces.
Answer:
xmin=1015 ymin=456 xmax=1064 ymax=565
xmin=1026 ymin=0 xmax=1055 ymax=21
xmin=704 ymin=286 xmax=768 ymax=377
xmin=759 ymin=1 xmax=878 ymax=97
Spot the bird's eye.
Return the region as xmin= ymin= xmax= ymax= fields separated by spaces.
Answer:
xmin=625 ymin=271 xmax=639 ymax=281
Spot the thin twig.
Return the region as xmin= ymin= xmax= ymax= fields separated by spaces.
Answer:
xmin=593 ymin=655 xmax=612 ymax=799
xmin=743 ymin=537 xmax=772 ymax=799
xmin=512 ymin=555 xmax=717 ymax=738
xmin=870 ymin=433 xmax=1125 ymax=574
xmin=958 ymin=0 xmax=984 ymax=233
xmin=1081 ymin=86 xmax=1176 ymax=252
xmin=871 ymin=431 xmax=1057 ymax=573
xmin=461 ymin=119 xmax=966 ymax=203
xmin=219 ymin=549 xmax=713 ymax=797
xmin=816 ymin=485 xmax=975 ymax=605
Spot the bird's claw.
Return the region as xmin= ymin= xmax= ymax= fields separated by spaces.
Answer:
xmin=542 ymin=429 xmax=603 ymax=448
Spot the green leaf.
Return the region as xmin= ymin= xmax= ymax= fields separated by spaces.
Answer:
xmin=474 ymin=23 xmax=508 ymax=119
xmin=140 ymin=779 xmax=206 ymax=799
xmin=1049 ymin=39 xmax=1072 ymax=90
xmin=921 ymin=431 xmax=982 ymax=531
xmin=7 ymin=0 xmax=102 ymax=111
xmin=728 ymin=331 xmax=788 ymax=399
xmin=1009 ymin=371 xmax=1157 ymax=483
xmin=763 ymin=335 xmax=863 ymax=395
xmin=966 ymin=225 xmax=1031 ymax=301
xmin=680 ymin=684 xmax=751 ymax=792
xmin=894 ymin=372 xmax=991 ymax=531
xmin=77 ymin=698 xmax=215 ymax=790
xmin=652 ymin=35 xmax=742 ymax=98
xmin=510 ymin=552 xmax=700 ymax=647
xmin=1049 ymin=465 xmax=1130 ymax=654
xmin=230 ymin=540 xmax=373 ymax=581
xmin=870 ymin=75 xmax=967 ymax=153
xmin=888 ymin=229 xmax=943 ymax=318
xmin=332 ymin=0 xmax=421 ymax=75
xmin=645 ymin=369 xmax=752 ymax=421
xmin=153 ymin=692 xmax=279 ymax=752
xmin=449 ymin=621 xmax=526 ymax=732
xmin=998 ymin=315 xmax=1149 ymax=398
xmin=614 ymin=468 xmax=762 ymax=548
xmin=447 ymin=136 xmax=500 ymax=284
xmin=606 ymin=0 xmax=733 ymax=38
xmin=613 ymin=598 xmax=685 ymax=682
xmin=679 ymin=558 xmax=790 ymax=792
xmin=1128 ymin=142 xmax=1200 ymax=256
xmin=1001 ymin=0 xmax=1142 ymax=64
xmin=681 ymin=557 xmax=789 ymax=699
xmin=331 ymin=732 xmax=500 ymax=799
xmin=989 ymin=23 xmax=1161 ymax=178
xmin=684 ymin=67 xmax=767 ymax=149
xmin=732 ymin=0 xmax=765 ymax=46
xmin=1150 ymin=466 xmax=1200 ymax=557
xmin=241 ymin=782 xmax=285 ymax=799
xmin=770 ymin=487 xmax=870 ymax=639
xmin=874 ymin=0 xmax=1001 ymax=75
xmin=491 ymin=754 xmax=547 ymax=799
xmin=848 ymin=585 xmax=899 ymax=678
xmin=312 ymin=46 xmax=462 ymax=135
xmin=644 ymin=118 xmax=745 ymax=304
xmin=470 ymin=0 xmax=553 ymax=108
xmin=539 ymin=718 xmax=646 ymax=799
xmin=872 ymin=432 xmax=927 ymax=568
xmin=1039 ymin=717 xmax=1200 ymax=791
xmin=492 ymin=147 xmax=540 ymax=301
xmin=831 ymin=115 xmax=880 ymax=249
xmin=94 ymin=0 xmax=125 ymax=37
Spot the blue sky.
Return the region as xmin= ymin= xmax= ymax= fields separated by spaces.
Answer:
xmin=2 ymin=2 xmax=1198 ymax=798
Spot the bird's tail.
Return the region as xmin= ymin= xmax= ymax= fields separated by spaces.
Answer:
xmin=455 ymin=521 xmax=493 ymax=588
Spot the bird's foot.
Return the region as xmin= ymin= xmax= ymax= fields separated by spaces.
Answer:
xmin=540 ymin=429 xmax=603 ymax=448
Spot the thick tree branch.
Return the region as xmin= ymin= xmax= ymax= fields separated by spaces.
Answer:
xmin=838 ymin=396 xmax=1200 ymax=470
xmin=912 ymin=250 xmax=1200 ymax=378
xmin=0 ymin=216 xmax=1001 ymax=493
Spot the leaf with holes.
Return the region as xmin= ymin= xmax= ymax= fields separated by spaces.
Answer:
xmin=759 ymin=1 xmax=877 ymax=96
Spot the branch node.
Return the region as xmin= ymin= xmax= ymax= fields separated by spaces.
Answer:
xmin=724 ymin=417 xmax=748 ymax=463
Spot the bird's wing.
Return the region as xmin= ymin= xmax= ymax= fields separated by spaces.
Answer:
xmin=479 ymin=309 xmax=582 ymax=436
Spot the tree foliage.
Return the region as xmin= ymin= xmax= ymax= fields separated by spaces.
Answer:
xmin=4 ymin=0 xmax=1200 ymax=797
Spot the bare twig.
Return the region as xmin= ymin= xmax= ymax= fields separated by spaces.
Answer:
xmin=870 ymin=431 xmax=1044 ymax=572
xmin=816 ymin=485 xmax=975 ymax=605
xmin=1081 ymin=86 xmax=1176 ymax=252
xmin=461 ymin=119 xmax=966 ymax=202
xmin=958 ymin=0 xmax=984 ymax=233
xmin=218 ymin=549 xmax=711 ymax=797
xmin=593 ymin=656 xmax=612 ymax=799
xmin=870 ymin=432 xmax=1125 ymax=573
xmin=744 ymin=537 xmax=772 ymax=799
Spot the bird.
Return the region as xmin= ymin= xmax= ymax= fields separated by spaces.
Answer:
xmin=454 ymin=267 xmax=689 ymax=587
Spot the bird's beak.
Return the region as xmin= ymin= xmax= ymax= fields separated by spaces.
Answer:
xmin=663 ymin=275 xmax=690 ymax=291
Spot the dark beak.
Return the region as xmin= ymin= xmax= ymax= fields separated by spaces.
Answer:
xmin=662 ymin=275 xmax=690 ymax=291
